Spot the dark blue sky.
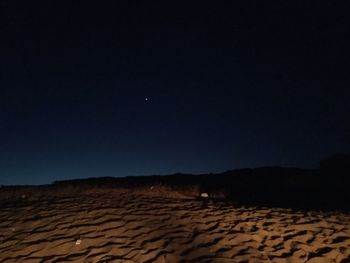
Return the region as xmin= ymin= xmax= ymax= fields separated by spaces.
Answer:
xmin=1 ymin=1 xmax=349 ymax=185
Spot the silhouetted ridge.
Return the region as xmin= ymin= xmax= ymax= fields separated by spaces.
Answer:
xmin=2 ymin=155 xmax=349 ymax=211
xmin=49 ymin=163 xmax=350 ymax=210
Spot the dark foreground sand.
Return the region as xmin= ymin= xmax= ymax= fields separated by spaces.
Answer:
xmin=1 ymin=190 xmax=350 ymax=263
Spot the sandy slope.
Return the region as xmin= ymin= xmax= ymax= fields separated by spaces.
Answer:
xmin=0 ymin=191 xmax=350 ymax=263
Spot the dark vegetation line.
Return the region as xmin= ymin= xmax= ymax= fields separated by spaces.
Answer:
xmin=1 ymin=154 xmax=349 ymax=211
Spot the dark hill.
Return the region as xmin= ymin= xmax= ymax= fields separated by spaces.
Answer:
xmin=51 ymin=165 xmax=349 ymax=211
xmin=2 ymin=155 xmax=349 ymax=211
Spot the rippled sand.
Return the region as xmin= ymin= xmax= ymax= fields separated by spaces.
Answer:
xmin=1 ymin=191 xmax=350 ymax=263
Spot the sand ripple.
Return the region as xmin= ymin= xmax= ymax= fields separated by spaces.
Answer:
xmin=1 ymin=193 xmax=350 ymax=262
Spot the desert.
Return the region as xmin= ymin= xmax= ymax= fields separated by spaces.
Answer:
xmin=1 ymin=164 xmax=350 ymax=263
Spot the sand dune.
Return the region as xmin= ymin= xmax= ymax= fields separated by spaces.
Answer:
xmin=1 ymin=191 xmax=350 ymax=263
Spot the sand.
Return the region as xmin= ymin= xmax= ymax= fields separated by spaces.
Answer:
xmin=1 ymin=191 xmax=350 ymax=263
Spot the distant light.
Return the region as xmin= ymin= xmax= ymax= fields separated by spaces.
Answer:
xmin=145 ymin=98 xmax=149 ymax=101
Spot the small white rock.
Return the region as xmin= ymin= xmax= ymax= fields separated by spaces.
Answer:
xmin=200 ymin=192 xmax=209 ymax=198
xmin=75 ymin=239 xmax=82 ymax=245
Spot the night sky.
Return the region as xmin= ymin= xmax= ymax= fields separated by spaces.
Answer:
xmin=1 ymin=1 xmax=349 ymax=185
